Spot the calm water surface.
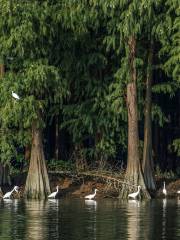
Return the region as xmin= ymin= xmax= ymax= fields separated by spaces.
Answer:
xmin=0 ymin=198 xmax=180 ymax=240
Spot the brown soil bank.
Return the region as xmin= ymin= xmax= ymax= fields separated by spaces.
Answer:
xmin=5 ymin=171 xmax=180 ymax=199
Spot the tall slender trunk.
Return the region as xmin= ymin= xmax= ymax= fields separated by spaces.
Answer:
xmin=74 ymin=143 xmax=87 ymax=172
xmin=24 ymin=121 xmax=50 ymax=199
xmin=0 ymin=63 xmax=11 ymax=186
xmin=55 ymin=115 xmax=59 ymax=161
xmin=120 ymin=36 xmax=150 ymax=199
xmin=0 ymin=63 xmax=5 ymax=77
xmin=95 ymin=130 xmax=106 ymax=169
xmin=142 ymin=41 xmax=156 ymax=191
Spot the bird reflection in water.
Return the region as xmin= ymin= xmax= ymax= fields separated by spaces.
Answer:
xmin=128 ymin=199 xmax=140 ymax=207
xmin=2 ymin=198 xmax=13 ymax=204
xmin=85 ymin=199 xmax=97 ymax=210
xmin=48 ymin=198 xmax=60 ymax=207
xmin=162 ymin=198 xmax=167 ymax=240
xmin=85 ymin=200 xmax=97 ymax=240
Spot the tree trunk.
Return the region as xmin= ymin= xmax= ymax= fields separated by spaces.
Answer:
xmin=0 ymin=164 xmax=11 ymax=186
xmin=120 ymin=36 xmax=150 ymax=199
xmin=0 ymin=63 xmax=5 ymax=77
xmin=24 ymin=121 xmax=50 ymax=199
xmin=74 ymin=143 xmax=87 ymax=172
xmin=55 ymin=115 xmax=59 ymax=161
xmin=95 ymin=131 xmax=107 ymax=170
xmin=142 ymin=41 xmax=156 ymax=192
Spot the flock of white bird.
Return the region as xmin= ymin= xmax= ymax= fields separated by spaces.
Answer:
xmin=1 ymin=184 xmax=180 ymax=200
xmin=6 ymin=91 xmax=100 ymax=201
xmin=1 ymin=185 xmax=99 ymax=200
xmin=7 ymin=91 xmax=180 ymax=201
xmin=45 ymin=182 xmax=180 ymax=200
xmin=47 ymin=187 xmax=99 ymax=199
xmin=127 ymin=181 xmax=180 ymax=200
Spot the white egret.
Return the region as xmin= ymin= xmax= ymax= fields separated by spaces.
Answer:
xmin=48 ymin=186 xmax=59 ymax=199
xmin=162 ymin=181 xmax=167 ymax=197
xmin=12 ymin=91 xmax=20 ymax=100
xmin=85 ymin=189 xmax=98 ymax=200
xmin=128 ymin=186 xmax=141 ymax=199
xmin=3 ymin=186 xmax=19 ymax=199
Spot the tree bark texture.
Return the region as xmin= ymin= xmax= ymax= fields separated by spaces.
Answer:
xmin=142 ymin=41 xmax=156 ymax=191
xmin=24 ymin=121 xmax=50 ymax=199
xmin=120 ymin=36 xmax=150 ymax=199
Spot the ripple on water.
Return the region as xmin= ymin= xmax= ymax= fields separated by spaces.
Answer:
xmin=0 ymin=198 xmax=180 ymax=240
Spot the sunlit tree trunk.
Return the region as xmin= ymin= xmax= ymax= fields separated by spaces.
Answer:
xmin=120 ymin=36 xmax=150 ymax=199
xmin=142 ymin=41 xmax=156 ymax=191
xmin=24 ymin=121 xmax=50 ymax=199
xmin=0 ymin=63 xmax=5 ymax=76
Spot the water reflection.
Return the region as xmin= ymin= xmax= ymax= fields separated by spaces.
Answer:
xmin=2 ymin=198 xmax=13 ymax=205
xmin=85 ymin=200 xmax=97 ymax=210
xmin=25 ymin=201 xmax=47 ymax=240
xmin=0 ymin=198 xmax=179 ymax=240
xmin=162 ymin=199 xmax=167 ymax=240
xmin=177 ymin=197 xmax=180 ymax=205
xmin=127 ymin=200 xmax=141 ymax=240
xmin=85 ymin=200 xmax=97 ymax=240
xmin=128 ymin=199 xmax=140 ymax=207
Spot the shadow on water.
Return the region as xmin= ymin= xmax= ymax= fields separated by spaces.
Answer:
xmin=0 ymin=198 xmax=180 ymax=240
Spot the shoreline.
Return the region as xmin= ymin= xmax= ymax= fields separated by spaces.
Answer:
xmin=2 ymin=171 xmax=178 ymax=199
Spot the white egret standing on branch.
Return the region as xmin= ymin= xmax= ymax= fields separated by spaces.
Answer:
xmin=48 ymin=186 xmax=59 ymax=199
xmin=128 ymin=186 xmax=141 ymax=199
xmin=12 ymin=91 xmax=20 ymax=100
xmin=3 ymin=186 xmax=19 ymax=199
xmin=85 ymin=189 xmax=98 ymax=200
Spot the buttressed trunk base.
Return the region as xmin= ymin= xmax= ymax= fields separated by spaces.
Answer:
xmin=24 ymin=122 xmax=50 ymax=199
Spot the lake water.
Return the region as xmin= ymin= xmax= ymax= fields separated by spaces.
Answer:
xmin=0 ymin=198 xmax=180 ymax=240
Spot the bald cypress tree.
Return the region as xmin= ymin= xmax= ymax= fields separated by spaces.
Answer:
xmin=116 ymin=1 xmax=151 ymax=199
xmin=0 ymin=1 xmax=66 ymax=198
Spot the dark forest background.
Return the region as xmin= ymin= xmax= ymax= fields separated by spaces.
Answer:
xmin=0 ymin=0 xmax=179 ymax=193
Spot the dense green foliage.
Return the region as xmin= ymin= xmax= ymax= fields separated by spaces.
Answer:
xmin=0 ymin=0 xmax=179 ymax=174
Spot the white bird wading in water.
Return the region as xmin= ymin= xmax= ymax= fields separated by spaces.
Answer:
xmin=3 ymin=186 xmax=19 ymax=199
xmin=128 ymin=186 xmax=141 ymax=199
xmin=163 ymin=181 xmax=167 ymax=197
xmin=48 ymin=186 xmax=59 ymax=199
xmin=12 ymin=91 xmax=20 ymax=100
xmin=85 ymin=189 xmax=98 ymax=200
